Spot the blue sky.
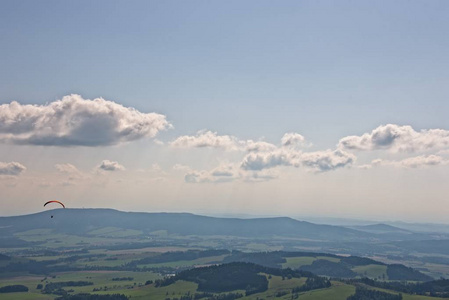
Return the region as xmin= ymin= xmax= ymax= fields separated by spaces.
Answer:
xmin=1 ymin=1 xmax=449 ymax=221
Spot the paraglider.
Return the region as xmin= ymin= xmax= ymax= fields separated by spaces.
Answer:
xmin=44 ymin=200 xmax=65 ymax=208
xmin=44 ymin=200 xmax=65 ymax=218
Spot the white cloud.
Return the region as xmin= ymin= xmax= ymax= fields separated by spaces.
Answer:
xmin=281 ymin=132 xmax=307 ymax=147
xmin=0 ymin=94 xmax=171 ymax=146
xmin=0 ymin=161 xmax=26 ymax=176
xmin=98 ymin=160 xmax=125 ymax=172
xmin=245 ymin=140 xmax=277 ymax=152
xmin=184 ymin=171 xmax=210 ymax=183
xmin=339 ymin=124 xmax=449 ymax=153
xmin=240 ymin=148 xmax=354 ymax=172
xmin=170 ymin=130 xmax=241 ymax=151
xmin=241 ymin=149 xmax=300 ymax=170
xmin=300 ymin=149 xmax=356 ymax=172
xmin=171 ymin=131 xmax=353 ymax=174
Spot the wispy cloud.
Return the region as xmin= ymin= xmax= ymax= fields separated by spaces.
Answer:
xmin=55 ymin=163 xmax=81 ymax=175
xmin=183 ymin=163 xmax=278 ymax=183
xmin=0 ymin=161 xmax=26 ymax=176
xmin=170 ymin=130 xmax=241 ymax=151
xmin=0 ymin=94 xmax=171 ymax=146
xmin=368 ymin=155 xmax=448 ymax=169
xmin=184 ymin=163 xmax=239 ymax=183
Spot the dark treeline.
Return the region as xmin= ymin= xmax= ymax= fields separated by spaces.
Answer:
xmin=386 ymin=264 xmax=433 ymax=281
xmin=111 ymin=277 xmax=134 ymax=281
xmin=0 ymin=285 xmax=29 ymax=293
xmin=0 ymin=260 xmax=79 ymax=274
xmin=340 ymin=256 xmax=385 ymax=267
xmin=347 ymin=287 xmax=402 ymax=300
xmin=222 ymin=251 xmax=286 ymax=268
xmin=344 ymin=278 xmax=449 ymax=298
xmin=156 ymin=262 xmax=316 ymax=295
xmin=157 ymin=263 xmax=268 ymax=295
xmin=301 ymin=260 xmax=357 ymax=278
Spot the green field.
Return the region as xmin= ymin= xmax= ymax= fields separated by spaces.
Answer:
xmin=1 ymin=230 xmax=447 ymax=300
xmin=365 ymin=285 xmax=446 ymax=300
xmin=95 ymin=280 xmax=198 ymax=300
xmin=282 ymin=256 xmax=317 ymax=269
xmin=352 ymin=264 xmax=388 ymax=279
xmin=299 ymin=282 xmax=355 ymax=300
xmin=240 ymin=274 xmax=306 ymax=300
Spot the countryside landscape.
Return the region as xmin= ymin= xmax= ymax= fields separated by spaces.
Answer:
xmin=1 ymin=1 xmax=449 ymax=299
xmin=1 ymin=209 xmax=449 ymax=299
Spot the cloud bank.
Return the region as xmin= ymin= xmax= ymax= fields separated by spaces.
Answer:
xmin=173 ymin=130 xmax=356 ymax=183
xmin=0 ymin=94 xmax=171 ymax=146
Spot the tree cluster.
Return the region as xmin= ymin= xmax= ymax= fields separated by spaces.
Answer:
xmin=292 ymin=276 xmax=331 ymax=293
xmin=0 ymin=285 xmax=29 ymax=293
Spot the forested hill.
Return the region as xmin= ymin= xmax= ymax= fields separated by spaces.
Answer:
xmin=0 ymin=208 xmax=371 ymax=241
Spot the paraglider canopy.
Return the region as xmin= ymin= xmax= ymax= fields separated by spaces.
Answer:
xmin=44 ymin=200 xmax=65 ymax=208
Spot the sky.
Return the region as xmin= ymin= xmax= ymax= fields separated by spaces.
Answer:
xmin=1 ymin=0 xmax=449 ymax=223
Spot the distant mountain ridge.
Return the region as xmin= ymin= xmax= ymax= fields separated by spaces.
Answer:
xmin=0 ymin=208 xmax=373 ymax=241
